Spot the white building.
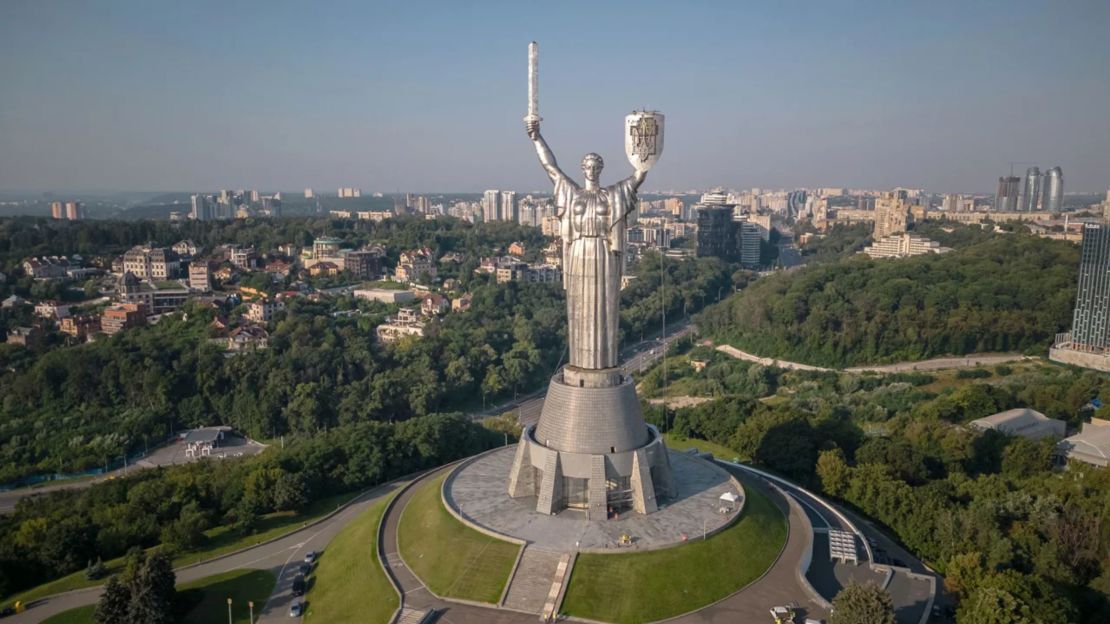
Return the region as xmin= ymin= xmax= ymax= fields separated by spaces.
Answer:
xmin=969 ymin=408 xmax=1066 ymax=440
xmin=862 ymin=233 xmax=952 ymax=259
xmin=1058 ymin=420 xmax=1110 ymax=467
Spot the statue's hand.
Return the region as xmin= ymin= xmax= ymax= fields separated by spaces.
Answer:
xmin=525 ymin=119 xmax=540 ymax=140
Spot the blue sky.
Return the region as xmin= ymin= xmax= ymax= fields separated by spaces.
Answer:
xmin=1 ymin=0 xmax=1108 ymax=194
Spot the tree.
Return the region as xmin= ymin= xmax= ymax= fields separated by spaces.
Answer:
xmin=94 ymin=576 xmax=131 ymax=624
xmin=816 ymin=448 xmax=852 ymax=498
xmin=829 ymin=582 xmax=895 ymax=624
xmin=128 ymin=551 xmax=176 ymax=624
xmin=958 ymin=586 xmax=1041 ymax=624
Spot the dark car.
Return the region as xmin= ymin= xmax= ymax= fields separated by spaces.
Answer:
xmin=299 ymin=563 xmax=311 ymax=575
xmin=292 ymin=574 xmax=306 ymax=596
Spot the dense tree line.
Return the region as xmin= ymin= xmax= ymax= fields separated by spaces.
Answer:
xmin=0 ymin=414 xmax=499 ymax=597
xmin=700 ymin=234 xmax=1079 ymax=367
xmin=661 ymin=359 xmax=1110 ymax=621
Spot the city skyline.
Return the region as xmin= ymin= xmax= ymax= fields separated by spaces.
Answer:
xmin=2 ymin=1 xmax=1110 ymax=194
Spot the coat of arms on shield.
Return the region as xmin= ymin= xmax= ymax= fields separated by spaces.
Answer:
xmin=625 ymin=110 xmax=665 ymax=172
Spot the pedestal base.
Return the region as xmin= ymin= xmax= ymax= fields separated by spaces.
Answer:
xmin=508 ymin=423 xmax=676 ymax=520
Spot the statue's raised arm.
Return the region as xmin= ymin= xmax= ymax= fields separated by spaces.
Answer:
xmin=526 ymin=120 xmax=568 ymax=187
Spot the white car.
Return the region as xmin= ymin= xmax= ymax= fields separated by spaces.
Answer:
xmin=289 ymin=601 xmax=303 ymax=617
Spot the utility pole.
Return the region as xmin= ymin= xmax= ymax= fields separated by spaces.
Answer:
xmin=249 ymin=600 xmax=254 ymax=623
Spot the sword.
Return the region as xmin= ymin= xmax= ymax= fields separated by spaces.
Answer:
xmin=525 ymin=41 xmax=541 ymax=123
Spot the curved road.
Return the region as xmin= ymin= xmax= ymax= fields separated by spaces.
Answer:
xmin=6 ymin=480 xmax=407 ymax=623
xmin=716 ymin=343 xmax=1031 ymax=374
xmin=378 ymin=461 xmax=829 ymax=624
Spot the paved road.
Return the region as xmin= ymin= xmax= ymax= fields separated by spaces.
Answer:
xmin=5 ymin=481 xmax=406 ymax=623
xmin=717 ymin=343 xmax=1030 ymax=375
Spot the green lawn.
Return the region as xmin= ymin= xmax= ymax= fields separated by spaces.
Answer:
xmin=561 ymin=478 xmax=787 ymax=623
xmin=178 ymin=569 xmax=276 ymax=624
xmin=305 ymin=493 xmax=398 ymax=623
xmin=663 ymin=433 xmax=743 ymax=463
xmin=40 ymin=605 xmax=95 ymax=624
xmin=3 ymin=491 xmax=356 ymax=608
xmin=39 ymin=569 xmax=275 ymax=624
xmin=397 ymin=474 xmax=520 ymax=603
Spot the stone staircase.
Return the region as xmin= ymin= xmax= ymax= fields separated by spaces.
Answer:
xmin=502 ymin=547 xmax=566 ymax=613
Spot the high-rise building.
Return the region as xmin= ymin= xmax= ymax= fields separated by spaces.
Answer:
xmin=738 ymin=221 xmax=762 ymax=267
xmin=482 ymin=189 xmax=501 ymax=222
xmin=64 ymin=201 xmax=83 ymax=220
xmin=500 ymin=191 xmax=518 ymax=223
xmin=1043 ymin=166 xmax=1064 ymax=213
xmin=191 ymin=194 xmax=211 ymax=221
xmin=874 ymin=190 xmax=912 ymax=239
xmin=695 ymin=205 xmax=737 ymax=258
xmin=995 ymin=176 xmax=1021 ymax=212
xmin=1069 ymin=224 xmax=1110 ymax=351
xmin=51 ymin=201 xmax=64 ymax=220
xmin=304 ymin=188 xmax=314 ymax=199
xmin=1021 ymin=167 xmax=1042 ymax=212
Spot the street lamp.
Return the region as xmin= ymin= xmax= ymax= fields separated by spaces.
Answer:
xmin=717 ymin=286 xmax=723 ymax=302
xmin=227 ymin=598 xmax=233 ymax=624
xmin=248 ymin=600 xmax=254 ymax=623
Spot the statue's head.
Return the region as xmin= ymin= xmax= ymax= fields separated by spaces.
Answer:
xmin=581 ymin=153 xmax=604 ymax=183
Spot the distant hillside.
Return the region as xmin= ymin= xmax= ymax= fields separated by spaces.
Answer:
xmin=699 ymin=234 xmax=1079 ymax=367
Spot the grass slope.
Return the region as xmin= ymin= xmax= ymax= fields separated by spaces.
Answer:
xmin=561 ymin=479 xmax=787 ymax=623
xmin=178 ymin=569 xmax=276 ymax=624
xmin=397 ymin=473 xmax=520 ymax=603
xmin=4 ymin=491 xmax=355 ymax=608
xmin=304 ymin=493 xmax=398 ymax=623
xmin=40 ymin=569 xmax=276 ymax=624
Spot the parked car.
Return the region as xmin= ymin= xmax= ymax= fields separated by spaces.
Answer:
xmin=299 ymin=563 xmax=312 ymax=575
xmin=292 ymin=575 xmax=306 ymax=596
xmin=289 ymin=601 xmax=303 ymax=617
xmin=303 ymin=551 xmax=317 ymax=564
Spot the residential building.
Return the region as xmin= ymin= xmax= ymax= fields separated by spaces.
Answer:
xmin=338 ymin=187 xmax=362 ymax=198
xmin=64 ymin=201 xmax=84 ymax=220
xmin=969 ymin=408 xmax=1066 ymax=440
xmin=59 ymin=315 xmax=101 ymax=340
xmin=34 ymin=300 xmax=71 ymax=319
xmin=51 ymin=201 xmax=64 ymax=219
xmin=375 ymin=307 xmax=426 ymax=343
xmin=304 ymin=188 xmax=314 ymax=199
xmin=695 ymin=205 xmax=736 ymax=258
xmin=495 ymin=259 xmax=529 ymax=283
xmin=118 ymin=273 xmax=190 ymax=314
xmin=353 ymin=288 xmax=415 ymax=304
xmin=452 ymin=294 xmax=472 ymax=312
xmin=483 ymin=189 xmax=501 ymax=222
xmin=1068 ymin=223 xmax=1110 ymax=351
xmin=101 ymin=304 xmax=146 ymax=335
xmin=1043 ymin=166 xmax=1064 ymax=213
xmin=344 ymin=248 xmax=384 ymax=280
xmin=738 ymin=221 xmax=762 ymax=268
xmin=308 ymin=261 xmax=339 ymax=277
xmin=862 ymin=233 xmax=952 ymax=259
xmin=421 ymin=293 xmax=449 ymax=316
xmin=191 ymin=194 xmax=213 ymax=221
xmin=227 ymin=325 xmax=269 ymax=351
xmin=995 ymin=176 xmax=1021 ymax=212
xmin=357 ymin=210 xmax=394 ymax=222
xmin=1021 ymin=167 xmax=1042 ymax=212
xmin=501 ymin=191 xmax=518 ymax=223
xmin=189 ymin=263 xmax=212 ymax=292
xmin=394 ymin=248 xmax=436 ymax=284
xmin=246 ymin=299 xmax=285 ymax=323
xmin=508 ymin=242 xmax=526 ymax=257
xmin=22 ymin=256 xmax=72 ymax=280
xmin=873 ymin=190 xmax=912 ymax=239
xmin=122 ymin=245 xmax=180 ymax=280
xmin=225 ymin=245 xmax=257 ymax=269
xmin=6 ymin=326 xmax=43 ymax=347
xmin=173 ymin=240 xmax=199 ymax=257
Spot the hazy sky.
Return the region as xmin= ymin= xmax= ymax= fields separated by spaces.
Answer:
xmin=2 ymin=0 xmax=1109 ymax=194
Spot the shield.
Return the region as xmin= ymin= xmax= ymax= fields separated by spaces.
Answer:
xmin=625 ymin=111 xmax=664 ymax=172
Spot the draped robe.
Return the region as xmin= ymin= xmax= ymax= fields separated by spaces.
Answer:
xmin=553 ymin=173 xmax=638 ymax=370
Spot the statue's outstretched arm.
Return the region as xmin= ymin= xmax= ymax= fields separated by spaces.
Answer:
xmin=526 ymin=120 xmax=566 ymax=184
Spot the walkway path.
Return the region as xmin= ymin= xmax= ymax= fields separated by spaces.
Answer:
xmin=501 ymin=546 xmax=564 ymax=613
xmin=716 ymin=343 xmax=1030 ymax=374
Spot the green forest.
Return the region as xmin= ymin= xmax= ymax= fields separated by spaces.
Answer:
xmin=649 ymin=347 xmax=1110 ymax=622
xmin=700 ymin=233 xmax=1078 ymax=367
